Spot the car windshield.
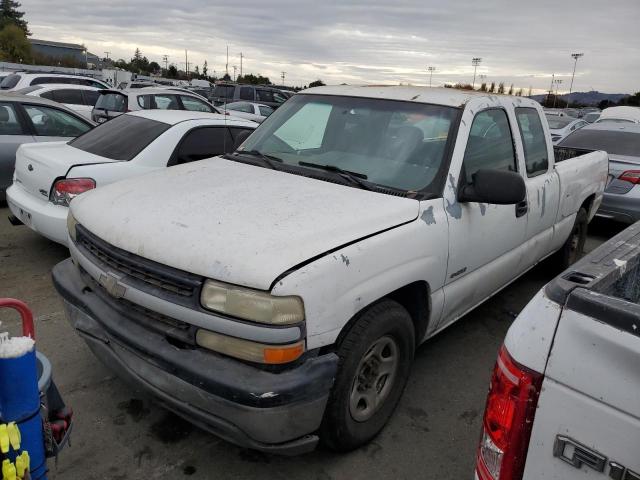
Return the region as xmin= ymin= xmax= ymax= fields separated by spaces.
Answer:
xmin=69 ymin=115 xmax=171 ymax=161
xmin=559 ymin=129 xmax=640 ymax=157
xmin=238 ymin=94 xmax=459 ymax=192
xmin=546 ymin=116 xmax=574 ymax=129
xmin=95 ymin=92 xmax=127 ymax=112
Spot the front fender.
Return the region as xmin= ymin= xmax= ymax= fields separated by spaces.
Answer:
xmin=272 ymin=199 xmax=449 ymax=349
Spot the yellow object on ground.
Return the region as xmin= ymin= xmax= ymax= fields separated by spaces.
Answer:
xmin=6 ymin=423 xmax=20 ymax=451
xmin=2 ymin=458 xmax=16 ymax=480
xmin=0 ymin=424 xmax=8 ymax=454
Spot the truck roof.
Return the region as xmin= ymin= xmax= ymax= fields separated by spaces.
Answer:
xmin=302 ymin=85 xmax=540 ymax=108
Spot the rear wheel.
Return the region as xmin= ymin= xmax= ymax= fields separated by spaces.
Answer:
xmin=558 ymin=207 xmax=588 ymax=269
xmin=320 ymin=300 xmax=415 ymax=452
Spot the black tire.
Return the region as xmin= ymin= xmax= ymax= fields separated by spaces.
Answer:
xmin=320 ymin=299 xmax=415 ymax=452
xmin=557 ymin=207 xmax=588 ymax=270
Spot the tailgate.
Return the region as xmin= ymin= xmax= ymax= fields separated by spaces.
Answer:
xmin=523 ymin=305 xmax=640 ymax=479
xmin=14 ymin=142 xmax=114 ymax=199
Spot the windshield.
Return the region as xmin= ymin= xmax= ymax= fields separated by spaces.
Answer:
xmin=69 ymin=115 xmax=170 ymax=160
xmin=95 ymin=92 xmax=127 ymax=112
xmin=559 ymin=129 xmax=640 ymax=157
xmin=239 ymin=94 xmax=459 ymax=192
xmin=546 ymin=116 xmax=574 ymax=129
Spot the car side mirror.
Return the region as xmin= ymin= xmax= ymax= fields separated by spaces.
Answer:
xmin=233 ymin=130 xmax=253 ymax=150
xmin=458 ymin=169 xmax=525 ymax=205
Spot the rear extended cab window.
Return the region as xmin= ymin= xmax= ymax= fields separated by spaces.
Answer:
xmin=69 ymin=115 xmax=170 ymax=161
xmin=515 ymin=107 xmax=549 ymax=176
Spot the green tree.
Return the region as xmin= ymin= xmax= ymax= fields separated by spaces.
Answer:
xmin=309 ymin=79 xmax=326 ymax=88
xmin=0 ymin=0 xmax=29 ymax=35
xmin=488 ymin=82 xmax=495 ymax=93
xmin=167 ymin=65 xmax=178 ymax=78
xmin=497 ymin=82 xmax=505 ymax=94
xmin=508 ymin=84 xmax=514 ymax=95
xmin=479 ymin=82 xmax=487 ymax=92
xmin=148 ymin=61 xmax=160 ymax=74
xmin=194 ymin=65 xmax=200 ymax=77
xmin=237 ymin=73 xmax=270 ymax=85
xmin=0 ymin=23 xmax=31 ymax=62
xmin=202 ymin=60 xmax=208 ymax=77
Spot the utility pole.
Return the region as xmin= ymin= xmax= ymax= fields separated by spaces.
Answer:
xmin=553 ymin=79 xmax=563 ymax=108
xmin=568 ymin=53 xmax=584 ymax=108
xmin=185 ymin=50 xmax=189 ymax=78
xmin=547 ymin=73 xmax=555 ymax=106
xmin=240 ymin=52 xmax=243 ymax=78
xmin=226 ymin=45 xmax=229 ymax=77
xmin=427 ymin=66 xmax=436 ymax=87
xmin=281 ymin=71 xmax=286 ymax=85
xmin=103 ymin=51 xmax=110 ymax=60
xmin=471 ymin=57 xmax=482 ymax=89
xmin=233 ymin=65 xmax=237 ymax=82
xmin=162 ymin=55 xmax=169 ymax=72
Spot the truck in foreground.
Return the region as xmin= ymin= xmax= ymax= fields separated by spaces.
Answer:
xmin=53 ymin=86 xmax=607 ymax=453
xmin=476 ymin=222 xmax=640 ymax=480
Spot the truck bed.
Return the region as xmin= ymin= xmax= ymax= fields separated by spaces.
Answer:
xmin=523 ymin=222 xmax=640 ymax=479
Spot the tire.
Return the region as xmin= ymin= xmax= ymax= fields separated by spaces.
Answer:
xmin=320 ymin=299 xmax=415 ymax=452
xmin=557 ymin=207 xmax=588 ymax=270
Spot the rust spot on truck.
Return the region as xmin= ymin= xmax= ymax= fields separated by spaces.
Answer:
xmin=445 ymin=174 xmax=462 ymax=219
xmin=421 ymin=206 xmax=436 ymax=225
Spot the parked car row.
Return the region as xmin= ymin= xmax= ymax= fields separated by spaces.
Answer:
xmin=2 ymin=84 xmax=638 ymax=478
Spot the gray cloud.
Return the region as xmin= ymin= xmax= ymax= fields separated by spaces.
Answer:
xmin=22 ymin=0 xmax=640 ymax=93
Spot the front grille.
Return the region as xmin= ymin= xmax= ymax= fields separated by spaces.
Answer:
xmin=75 ymin=224 xmax=203 ymax=305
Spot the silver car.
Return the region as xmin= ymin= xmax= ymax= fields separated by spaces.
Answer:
xmin=545 ymin=114 xmax=588 ymax=144
xmin=559 ymin=123 xmax=640 ymax=223
xmin=0 ymin=94 xmax=94 ymax=201
xmin=222 ymin=101 xmax=274 ymax=123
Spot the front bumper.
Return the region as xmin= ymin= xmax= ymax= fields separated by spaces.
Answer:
xmin=596 ymin=187 xmax=640 ymax=224
xmin=6 ymin=183 xmax=68 ymax=245
xmin=52 ymin=258 xmax=338 ymax=454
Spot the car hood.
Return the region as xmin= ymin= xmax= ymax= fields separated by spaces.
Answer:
xmin=72 ymin=159 xmax=419 ymax=289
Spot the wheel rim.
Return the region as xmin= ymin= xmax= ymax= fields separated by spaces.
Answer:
xmin=349 ymin=335 xmax=399 ymax=423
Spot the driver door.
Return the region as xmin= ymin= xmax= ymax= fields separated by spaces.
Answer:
xmin=439 ymin=107 xmax=527 ymax=329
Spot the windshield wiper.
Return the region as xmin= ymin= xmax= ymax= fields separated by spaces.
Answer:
xmin=236 ymin=150 xmax=283 ymax=170
xmin=298 ymin=161 xmax=374 ymax=191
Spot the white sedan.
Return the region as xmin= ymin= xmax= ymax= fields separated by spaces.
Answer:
xmin=222 ymin=101 xmax=274 ymax=123
xmin=545 ymin=115 xmax=588 ymax=144
xmin=16 ymin=84 xmax=102 ymax=120
xmin=7 ymin=110 xmax=256 ymax=245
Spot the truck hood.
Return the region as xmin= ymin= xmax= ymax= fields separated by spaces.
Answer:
xmin=72 ymin=160 xmax=419 ymax=289
xmin=14 ymin=142 xmax=117 ymax=200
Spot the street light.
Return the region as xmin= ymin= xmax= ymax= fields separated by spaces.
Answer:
xmin=427 ymin=66 xmax=436 ymax=87
xmin=568 ymin=53 xmax=584 ymax=108
xmin=471 ymin=57 xmax=482 ymax=89
xmin=553 ymin=79 xmax=563 ymax=108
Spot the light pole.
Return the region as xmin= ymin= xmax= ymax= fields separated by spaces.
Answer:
xmin=233 ymin=65 xmax=237 ymax=82
xmin=427 ymin=66 xmax=436 ymax=87
xmin=568 ymin=53 xmax=583 ymax=108
xmin=471 ymin=57 xmax=482 ymax=89
xmin=553 ymin=79 xmax=563 ymax=108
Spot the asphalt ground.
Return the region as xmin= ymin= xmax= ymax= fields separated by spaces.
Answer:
xmin=0 ymin=207 xmax=625 ymax=479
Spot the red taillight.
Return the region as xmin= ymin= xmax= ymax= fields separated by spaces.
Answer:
xmin=476 ymin=345 xmax=543 ymax=480
xmin=619 ymin=170 xmax=640 ymax=184
xmin=51 ymin=178 xmax=96 ymax=207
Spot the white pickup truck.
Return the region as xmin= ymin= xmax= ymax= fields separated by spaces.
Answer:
xmin=476 ymin=221 xmax=640 ymax=480
xmin=52 ymin=86 xmax=608 ymax=454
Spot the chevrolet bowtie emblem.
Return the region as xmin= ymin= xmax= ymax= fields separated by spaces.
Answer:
xmin=99 ymin=272 xmax=126 ymax=299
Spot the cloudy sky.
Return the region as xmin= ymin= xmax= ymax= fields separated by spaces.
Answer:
xmin=21 ymin=0 xmax=640 ymax=93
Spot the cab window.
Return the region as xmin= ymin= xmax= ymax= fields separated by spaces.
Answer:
xmin=464 ymin=109 xmax=517 ymax=183
xmin=515 ymin=107 xmax=548 ymax=176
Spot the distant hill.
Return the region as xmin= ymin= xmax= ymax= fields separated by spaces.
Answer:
xmin=530 ymin=91 xmax=628 ymax=106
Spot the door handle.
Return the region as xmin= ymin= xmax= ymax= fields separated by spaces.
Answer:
xmin=515 ymin=200 xmax=528 ymax=217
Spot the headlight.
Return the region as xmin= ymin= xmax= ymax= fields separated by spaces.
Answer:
xmin=67 ymin=211 xmax=78 ymax=241
xmin=196 ymin=329 xmax=304 ymax=364
xmin=200 ymin=279 xmax=304 ymax=325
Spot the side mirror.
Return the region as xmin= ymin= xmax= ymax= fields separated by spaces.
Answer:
xmin=233 ymin=129 xmax=253 ymax=150
xmin=459 ymin=169 xmax=525 ymax=205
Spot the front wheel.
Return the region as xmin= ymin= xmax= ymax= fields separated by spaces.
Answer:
xmin=320 ymin=300 xmax=415 ymax=452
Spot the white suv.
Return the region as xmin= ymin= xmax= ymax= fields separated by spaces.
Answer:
xmin=0 ymin=73 xmax=109 ymax=91
xmin=92 ymin=88 xmax=223 ymax=123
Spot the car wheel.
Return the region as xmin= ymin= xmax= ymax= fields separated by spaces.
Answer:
xmin=558 ymin=207 xmax=588 ymax=269
xmin=320 ymin=299 xmax=415 ymax=452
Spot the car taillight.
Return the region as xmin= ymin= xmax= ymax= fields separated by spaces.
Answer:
xmin=476 ymin=345 xmax=543 ymax=480
xmin=51 ymin=178 xmax=96 ymax=207
xmin=618 ymin=170 xmax=640 ymax=184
